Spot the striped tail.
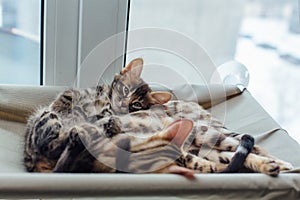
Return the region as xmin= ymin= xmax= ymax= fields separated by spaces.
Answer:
xmin=221 ymin=134 xmax=254 ymax=173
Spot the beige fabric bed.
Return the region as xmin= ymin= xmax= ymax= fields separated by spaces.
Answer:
xmin=0 ymin=84 xmax=299 ymax=199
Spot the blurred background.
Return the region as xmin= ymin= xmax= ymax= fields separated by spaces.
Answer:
xmin=0 ymin=0 xmax=41 ymax=85
xmin=128 ymin=0 xmax=300 ymax=143
xmin=235 ymin=0 xmax=300 ymax=144
xmin=0 ymin=0 xmax=299 ymax=143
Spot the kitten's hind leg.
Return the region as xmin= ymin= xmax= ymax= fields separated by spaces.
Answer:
xmin=207 ymin=151 xmax=281 ymax=176
xmin=33 ymin=110 xmax=69 ymax=160
xmin=220 ymin=130 xmax=293 ymax=171
xmin=53 ymin=125 xmax=96 ymax=173
xmin=251 ymin=145 xmax=293 ymax=170
xmin=184 ymin=134 xmax=254 ymax=174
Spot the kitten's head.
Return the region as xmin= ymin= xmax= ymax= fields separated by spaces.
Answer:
xmin=110 ymin=58 xmax=172 ymax=114
xmin=116 ymin=119 xmax=195 ymax=178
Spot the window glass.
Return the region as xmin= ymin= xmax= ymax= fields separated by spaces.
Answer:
xmin=235 ymin=0 xmax=300 ymax=143
xmin=128 ymin=0 xmax=300 ymax=143
xmin=0 ymin=0 xmax=41 ymax=85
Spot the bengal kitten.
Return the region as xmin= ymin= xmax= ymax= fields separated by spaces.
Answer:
xmin=24 ymin=58 xmax=251 ymax=175
xmin=24 ymin=58 xmax=171 ymax=172
xmin=115 ymin=120 xmax=254 ymax=175
xmin=125 ymin=100 xmax=294 ymax=176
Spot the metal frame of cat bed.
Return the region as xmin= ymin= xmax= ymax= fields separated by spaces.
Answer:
xmin=0 ymin=84 xmax=299 ymax=199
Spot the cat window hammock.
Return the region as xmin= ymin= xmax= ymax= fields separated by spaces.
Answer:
xmin=0 ymin=79 xmax=300 ymax=199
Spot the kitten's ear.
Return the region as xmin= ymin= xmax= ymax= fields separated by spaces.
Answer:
xmin=121 ymin=58 xmax=144 ymax=79
xmin=161 ymin=119 xmax=193 ymax=147
xmin=150 ymin=91 xmax=172 ymax=104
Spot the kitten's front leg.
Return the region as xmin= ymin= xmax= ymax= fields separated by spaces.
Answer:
xmin=176 ymin=152 xmax=227 ymax=173
xmin=94 ymin=116 xmax=122 ymax=137
xmin=192 ymin=126 xmax=240 ymax=152
xmin=103 ymin=116 xmax=122 ymax=137
xmin=50 ymin=89 xmax=80 ymax=113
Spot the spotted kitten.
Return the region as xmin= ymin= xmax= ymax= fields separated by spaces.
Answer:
xmin=46 ymin=119 xmax=253 ymax=177
xmin=116 ymin=120 xmax=254 ymax=175
xmin=110 ymin=102 xmax=288 ymax=176
xmin=24 ymin=58 xmax=171 ymax=172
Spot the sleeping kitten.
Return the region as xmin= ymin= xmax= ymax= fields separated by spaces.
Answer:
xmin=116 ymin=120 xmax=254 ymax=175
xmin=50 ymin=119 xmax=253 ymax=177
xmin=105 ymin=101 xmax=289 ymax=176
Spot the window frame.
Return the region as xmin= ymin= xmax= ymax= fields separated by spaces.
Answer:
xmin=43 ymin=0 xmax=129 ymax=86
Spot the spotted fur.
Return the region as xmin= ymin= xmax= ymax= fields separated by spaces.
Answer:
xmin=121 ymin=91 xmax=293 ymax=175
xmin=24 ymin=58 xmax=172 ymax=172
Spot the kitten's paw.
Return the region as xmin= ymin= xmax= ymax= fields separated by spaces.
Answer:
xmin=69 ymin=127 xmax=87 ymax=149
xmin=168 ymin=165 xmax=195 ymax=179
xmin=50 ymin=122 xmax=62 ymax=139
xmin=260 ymin=159 xmax=280 ymax=176
xmin=36 ymin=112 xmax=62 ymax=152
xmin=51 ymin=89 xmax=79 ymax=112
xmin=275 ymin=160 xmax=294 ymax=171
xmin=104 ymin=117 xmax=121 ymax=137
xmin=38 ymin=111 xmax=60 ymax=129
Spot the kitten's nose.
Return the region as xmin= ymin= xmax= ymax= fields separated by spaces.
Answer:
xmin=121 ymin=98 xmax=129 ymax=107
xmin=121 ymin=102 xmax=128 ymax=107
